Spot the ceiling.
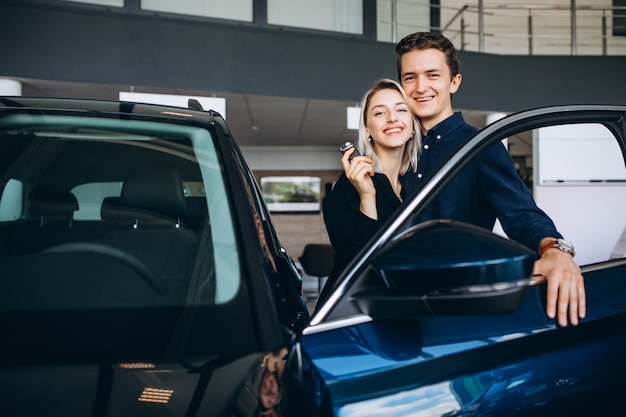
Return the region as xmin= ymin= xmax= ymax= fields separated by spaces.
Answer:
xmin=15 ymin=77 xmax=490 ymax=149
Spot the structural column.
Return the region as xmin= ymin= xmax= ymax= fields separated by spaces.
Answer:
xmin=486 ymin=112 xmax=507 ymax=147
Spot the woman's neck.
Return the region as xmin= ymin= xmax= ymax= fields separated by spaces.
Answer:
xmin=378 ymin=148 xmax=403 ymax=176
xmin=377 ymin=148 xmax=404 ymax=194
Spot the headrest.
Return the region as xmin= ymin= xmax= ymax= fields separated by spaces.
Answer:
xmin=184 ymin=196 xmax=208 ymax=228
xmin=100 ymin=196 xmax=122 ymax=222
xmin=30 ymin=192 xmax=79 ymax=217
xmin=120 ymin=166 xmax=188 ymax=220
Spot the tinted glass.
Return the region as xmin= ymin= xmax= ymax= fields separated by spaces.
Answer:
xmin=0 ymin=113 xmax=240 ymax=311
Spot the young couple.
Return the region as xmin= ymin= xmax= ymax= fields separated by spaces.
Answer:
xmin=320 ymin=31 xmax=585 ymax=327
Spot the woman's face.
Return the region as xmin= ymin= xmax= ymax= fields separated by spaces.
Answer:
xmin=365 ymin=88 xmax=414 ymax=150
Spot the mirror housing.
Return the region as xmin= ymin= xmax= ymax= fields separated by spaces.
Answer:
xmin=351 ymin=220 xmax=537 ymax=319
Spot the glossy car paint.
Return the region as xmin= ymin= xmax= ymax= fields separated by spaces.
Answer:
xmin=300 ymin=290 xmax=626 ymax=415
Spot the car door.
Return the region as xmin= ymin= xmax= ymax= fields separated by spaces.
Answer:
xmin=295 ymin=105 xmax=626 ymax=416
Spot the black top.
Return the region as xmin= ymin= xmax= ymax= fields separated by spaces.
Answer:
xmin=400 ymin=112 xmax=561 ymax=251
xmin=319 ymin=171 xmax=402 ymax=305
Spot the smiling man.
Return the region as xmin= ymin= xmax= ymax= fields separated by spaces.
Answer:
xmin=395 ymin=32 xmax=586 ymax=327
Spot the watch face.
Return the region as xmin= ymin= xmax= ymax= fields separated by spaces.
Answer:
xmin=557 ymin=238 xmax=575 ymax=252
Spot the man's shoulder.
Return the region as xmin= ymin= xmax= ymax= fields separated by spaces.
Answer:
xmin=454 ymin=123 xmax=479 ymax=140
xmin=433 ymin=112 xmax=479 ymax=141
xmin=452 ymin=112 xmax=480 ymax=134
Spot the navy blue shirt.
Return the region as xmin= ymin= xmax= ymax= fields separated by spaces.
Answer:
xmin=400 ymin=112 xmax=561 ymax=251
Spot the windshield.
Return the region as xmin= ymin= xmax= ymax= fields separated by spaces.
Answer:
xmin=0 ymin=112 xmax=240 ymax=312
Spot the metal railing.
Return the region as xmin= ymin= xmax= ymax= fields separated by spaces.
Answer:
xmin=385 ymin=1 xmax=626 ymax=56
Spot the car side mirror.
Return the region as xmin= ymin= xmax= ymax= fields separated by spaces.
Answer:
xmin=350 ymin=220 xmax=538 ymax=319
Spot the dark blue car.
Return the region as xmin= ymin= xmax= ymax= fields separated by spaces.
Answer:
xmin=0 ymin=97 xmax=625 ymax=416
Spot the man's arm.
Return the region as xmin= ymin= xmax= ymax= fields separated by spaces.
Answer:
xmin=478 ymin=143 xmax=586 ymax=326
xmin=533 ymin=237 xmax=586 ymax=327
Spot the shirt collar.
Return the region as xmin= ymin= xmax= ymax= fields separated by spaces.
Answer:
xmin=426 ymin=112 xmax=466 ymax=138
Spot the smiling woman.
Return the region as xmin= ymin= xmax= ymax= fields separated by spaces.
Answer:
xmin=319 ymin=79 xmax=420 ymax=306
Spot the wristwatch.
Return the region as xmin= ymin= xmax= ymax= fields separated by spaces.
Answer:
xmin=539 ymin=238 xmax=575 ymax=257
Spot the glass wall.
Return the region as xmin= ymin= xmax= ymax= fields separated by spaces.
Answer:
xmin=377 ymin=0 xmax=431 ymax=43
xmin=55 ymin=0 xmax=428 ymax=42
xmin=61 ymin=0 xmax=123 ymax=6
xmin=267 ymin=0 xmax=363 ymax=35
xmin=52 ymin=0 xmax=626 ymax=55
xmin=141 ymin=0 xmax=253 ymax=22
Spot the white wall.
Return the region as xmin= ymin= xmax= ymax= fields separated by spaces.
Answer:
xmin=534 ymin=124 xmax=626 ymax=265
xmin=241 ymin=147 xmax=342 ymax=171
xmin=535 ymin=185 xmax=626 ymax=265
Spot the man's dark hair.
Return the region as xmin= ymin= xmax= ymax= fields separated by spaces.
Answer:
xmin=395 ymin=32 xmax=460 ymax=80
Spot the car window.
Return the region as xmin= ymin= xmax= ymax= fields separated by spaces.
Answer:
xmin=71 ymin=182 xmax=123 ymax=220
xmin=0 ymin=113 xmax=240 ymax=310
xmin=0 ymin=178 xmax=22 ymax=221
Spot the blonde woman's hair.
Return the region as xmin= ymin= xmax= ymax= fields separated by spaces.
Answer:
xmin=356 ymin=79 xmax=421 ymax=175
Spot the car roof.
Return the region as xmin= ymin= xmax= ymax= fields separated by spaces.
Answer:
xmin=0 ymin=96 xmax=226 ymax=127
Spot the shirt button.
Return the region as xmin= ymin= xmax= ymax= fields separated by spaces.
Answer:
xmin=424 ymin=144 xmax=429 ymax=150
xmin=417 ymin=173 xmax=423 ymax=179
xmin=436 ymin=134 xmax=442 ymax=140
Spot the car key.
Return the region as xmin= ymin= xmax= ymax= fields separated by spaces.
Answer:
xmin=339 ymin=141 xmax=361 ymax=162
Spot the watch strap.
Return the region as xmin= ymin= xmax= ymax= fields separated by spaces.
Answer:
xmin=539 ymin=239 xmax=557 ymax=257
xmin=539 ymin=238 xmax=575 ymax=257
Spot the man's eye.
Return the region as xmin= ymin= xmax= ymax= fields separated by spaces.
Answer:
xmin=403 ymin=76 xmax=415 ymax=82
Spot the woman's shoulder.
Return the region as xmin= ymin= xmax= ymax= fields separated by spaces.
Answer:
xmin=326 ymin=172 xmax=350 ymax=194
xmin=322 ymin=174 xmax=353 ymax=219
xmin=323 ymin=173 xmax=357 ymax=207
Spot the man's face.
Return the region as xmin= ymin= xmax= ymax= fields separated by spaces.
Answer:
xmin=399 ymin=48 xmax=462 ymax=132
